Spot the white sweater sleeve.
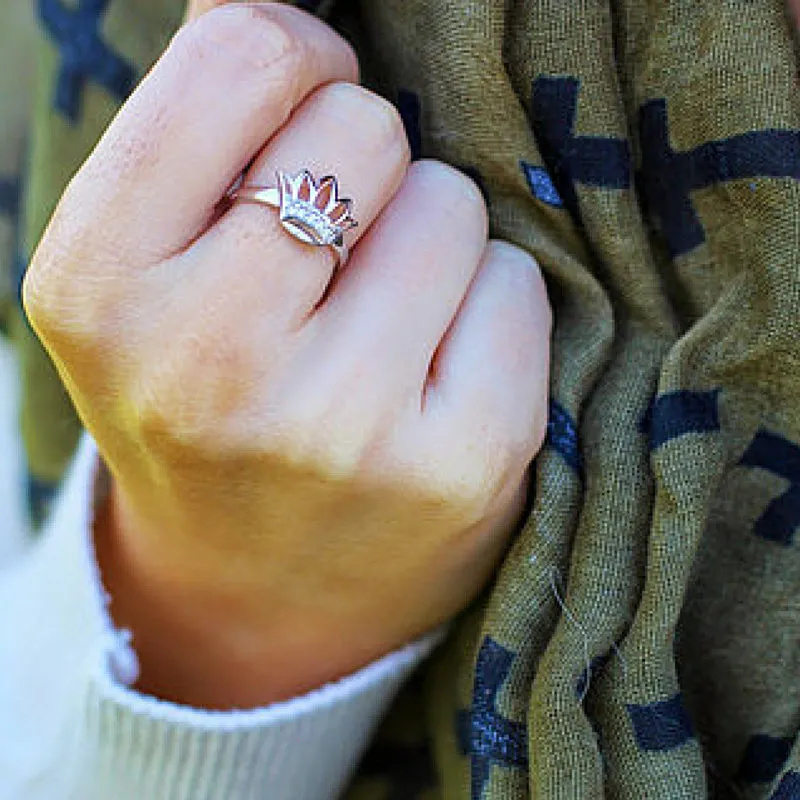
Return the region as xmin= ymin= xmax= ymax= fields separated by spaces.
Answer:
xmin=0 ymin=432 xmax=443 ymax=800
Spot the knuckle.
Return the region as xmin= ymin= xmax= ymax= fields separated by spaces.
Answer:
xmin=266 ymin=385 xmax=380 ymax=482
xmin=485 ymin=238 xmax=536 ymax=273
xmin=136 ymin=406 xmax=200 ymax=473
xmin=22 ymin=205 xmax=133 ymax=357
xmin=285 ymin=429 xmax=370 ymax=483
xmin=273 ymin=415 xmax=372 ymax=483
xmin=134 ymin=375 xmax=215 ymax=468
xmin=177 ymin=4 xmax=298 ymax=75
xmin=319 ymin=82 xmax=408 ymax=155
xmin=20 ymin=256 xmax=51 ymax=335
xmin=411 ymin=159 xmax=488 ymax=233
xmin=133 ymin=334 xmax=251 ymax=464
xmin=436 ymin=443 xmax=515 ymax=524
xmin=487 ymin=240 xmax=552 ymax=320
xmin=134 ymin=385 xmax=178 ymax=457
xmin=22 ymin=243 xmax=91 ymax=350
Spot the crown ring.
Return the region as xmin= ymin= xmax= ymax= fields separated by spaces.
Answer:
xmin=229 ymin=169 xmax=358 ymax=269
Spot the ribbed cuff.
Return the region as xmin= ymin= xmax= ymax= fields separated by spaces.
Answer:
xmin=79 ymin=638 xmax=433 ymax=800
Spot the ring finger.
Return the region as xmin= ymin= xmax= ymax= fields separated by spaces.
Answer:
xmin=195 ymin=81 xmax=411 ymax=328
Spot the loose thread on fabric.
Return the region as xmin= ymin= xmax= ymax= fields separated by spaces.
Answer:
xmin=548 ymin=566 xmax=627 ymax=705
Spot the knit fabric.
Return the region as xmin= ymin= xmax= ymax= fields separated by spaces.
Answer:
xmin=2 ymin=1 xmax=798 ymax=798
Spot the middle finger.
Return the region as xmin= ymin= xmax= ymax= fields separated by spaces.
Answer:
xmin=196 ymin=81 xmax=410 ymax=329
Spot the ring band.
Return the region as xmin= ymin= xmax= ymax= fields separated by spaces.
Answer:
xmin=229 ymin=170 xmax=358 ymax=270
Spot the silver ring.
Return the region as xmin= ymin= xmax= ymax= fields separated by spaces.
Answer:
xmin=230 ymin=170 xmax=357 ymax=269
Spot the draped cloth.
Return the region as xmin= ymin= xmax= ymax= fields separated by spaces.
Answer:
xmin=1 ymin=1 xmax=798 ymax=797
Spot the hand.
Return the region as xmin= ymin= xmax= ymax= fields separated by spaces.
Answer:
xmin=23 ymin=3 xmax=551 ymax=708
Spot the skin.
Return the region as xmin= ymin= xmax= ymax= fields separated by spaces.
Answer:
xmin=23 ymin=3 xmax=552 ymax=709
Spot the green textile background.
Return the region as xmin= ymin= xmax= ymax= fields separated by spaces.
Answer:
xmin=1 ymin=1 xmax=798 ymax=797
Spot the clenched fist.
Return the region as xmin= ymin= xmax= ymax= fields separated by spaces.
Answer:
xmin=23 ymin=3 xmax=551 ymax=708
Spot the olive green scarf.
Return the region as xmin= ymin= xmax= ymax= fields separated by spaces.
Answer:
xmin=2 ymin=1 xmax=799 ymax=797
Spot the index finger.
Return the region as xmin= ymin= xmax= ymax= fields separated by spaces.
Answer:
xmin=65 ymin=3 xmax=358 ymax=263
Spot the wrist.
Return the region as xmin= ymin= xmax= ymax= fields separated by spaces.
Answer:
xmin=93 ymin=479 xmax=395 ymax=709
